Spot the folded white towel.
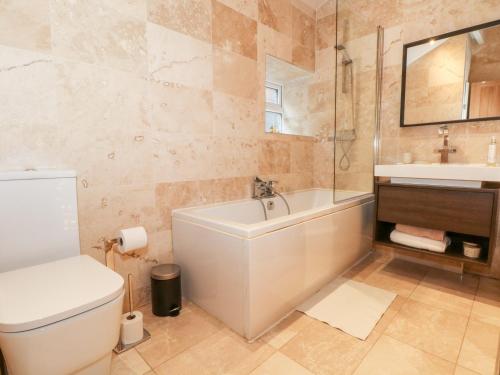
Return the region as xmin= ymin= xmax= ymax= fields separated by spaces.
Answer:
xmin=390 ymin=230 xmax=451 ymax=253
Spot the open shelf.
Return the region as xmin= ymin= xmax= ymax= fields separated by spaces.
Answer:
xmin=375 ymin=221 xmax=490 ymax=266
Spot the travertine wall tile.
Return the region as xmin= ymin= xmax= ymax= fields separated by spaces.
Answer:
xmin=0 ymin=0 xmax=51 ymax=53
xmin=213 ymin=47 xmax=258 ymax=99
xmin=147 ymin=22 xmax=213 ymax=90
xmin=308 ymin=81 xmax=335 ymax=113
xmin=212 ymin=91 xmax=260 ymax=138
xmin=149 ymin=81 xmax=213 ymax=135
xmin=212 ymin=0 xmax=258 ymax=60
xmin=258 ymin=0 xmax=292 ymax=35
xmin=292 ymin=6 xmax=315 ymax=49
xmin=56 ymin=61 xmax=150 ymax=142
xmin=257 ymin=23 xmax=293 ymax=62
xmin=217 ymin=0 xmax=258 ymax=20
xmin=316 ymin=13 xmax=336 ymax=50
xmin=51 ymin=0 xmax=147 ymax=74
xmin=292 ymin=41 xmax=315 ymax=71
xmin=0 ymin=46 xmax=58 ymax=169
xmin=147 ymin=0 xmax=212 ymax=42
xmin=259 ymin=140 xmax=292 ymax=174
xmin=0 ymin=0 xmax=329 ymax=307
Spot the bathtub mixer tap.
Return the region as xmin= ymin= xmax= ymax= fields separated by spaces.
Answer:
xmin=252 ymin=177 xmax=291 ymax=219
xmin=253 ymin=176 xmax=278 ymax=199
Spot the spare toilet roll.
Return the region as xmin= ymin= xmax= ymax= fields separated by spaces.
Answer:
xmin=117 ymin=226 xmax=148 ymax=254
xmin=120 ymin=311 xmax=144 ymax=345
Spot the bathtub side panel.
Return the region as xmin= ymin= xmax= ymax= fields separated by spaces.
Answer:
xmin=247 ymin=223 xmax=308 ymax=339
xmin=247 ymin=201 xmax=374 ymax=339
xmin=172 ymin=218 xmax=246 ymax=336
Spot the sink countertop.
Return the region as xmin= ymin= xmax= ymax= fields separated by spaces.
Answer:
xmin=375 ymin=163 xmax=500 ymax=183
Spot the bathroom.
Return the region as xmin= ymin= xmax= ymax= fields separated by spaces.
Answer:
xmin=0 ymin=0 xmax=500 ymax=374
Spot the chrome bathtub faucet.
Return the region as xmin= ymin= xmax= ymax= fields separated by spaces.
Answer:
xmin=435 ymin=125 xmax=457 ymax=163
xmin=253 ymin=177 xmax=278 ymax=199
xmin=252 ymin=177 xmax=291 ymax=217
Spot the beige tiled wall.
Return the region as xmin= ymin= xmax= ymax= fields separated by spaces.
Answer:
xmin=0 ymin=0 xmax=335 ymax=306
xmin=375 ymin=0 xmax=500 ymax=165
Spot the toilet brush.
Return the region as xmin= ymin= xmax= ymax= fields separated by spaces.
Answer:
xmin=114 ymin=274 xmax=151 ymax=353
xmin=127 ymin=274 xmax=135 ymax=319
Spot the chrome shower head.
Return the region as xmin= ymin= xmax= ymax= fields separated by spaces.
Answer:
xmin=336 ymin=44 xmax=352 ymax=65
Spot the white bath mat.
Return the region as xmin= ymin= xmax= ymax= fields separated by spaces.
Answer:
xmin=297 ymin=277 xmax=396 ymax=340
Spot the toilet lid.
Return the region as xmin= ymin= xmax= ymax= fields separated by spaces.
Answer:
xmin=0 ymin=255 xmax=124 ymax=333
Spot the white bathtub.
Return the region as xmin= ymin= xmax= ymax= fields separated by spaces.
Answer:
xmin=172 ymin=189 xmax=374 ymax=340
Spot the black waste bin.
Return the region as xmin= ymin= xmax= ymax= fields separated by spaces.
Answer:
xmin=151 ymin=264 xmax=182 ymax=317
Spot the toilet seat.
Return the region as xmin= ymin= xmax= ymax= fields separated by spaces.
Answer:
xmin=0 ymin=255 xmax=124 ymax=333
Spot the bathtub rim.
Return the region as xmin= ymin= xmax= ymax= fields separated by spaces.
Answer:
xmin=172 ymin=189 xmax=374 ymax=239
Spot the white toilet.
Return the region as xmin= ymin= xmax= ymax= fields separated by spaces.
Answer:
xmin=0 ymin=170 xmax=124 ymax=375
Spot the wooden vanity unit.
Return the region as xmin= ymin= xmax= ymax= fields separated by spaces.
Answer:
xmin=374 ymin=181 xmax=499 ymax=273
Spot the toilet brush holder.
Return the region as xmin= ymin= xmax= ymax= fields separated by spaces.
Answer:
xmin=114 ymin=274 xmax=151 ymax=354
xmin=114 ymin=326 xmax=151 ymax=354
xmin=114 ymin=328 xmax=151 ymax=354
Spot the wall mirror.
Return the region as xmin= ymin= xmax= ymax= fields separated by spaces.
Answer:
xmin=265 ymin=55 xmax=315 ymax=137
xmin=401 ymin=19 xmax=500 ymax=127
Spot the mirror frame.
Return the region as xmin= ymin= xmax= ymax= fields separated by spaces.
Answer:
xmin=400 ymin=18 xmax=500 ymax=127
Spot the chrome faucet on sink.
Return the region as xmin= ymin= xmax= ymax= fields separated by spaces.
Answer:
xmin=435 ymin=125 xmax=457 ymax=163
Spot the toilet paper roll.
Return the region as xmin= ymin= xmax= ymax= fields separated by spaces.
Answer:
xmin=117 ymin=226 xmax=148 ymax=254
xmin=120 ymin=311 xmax=144 ymax=345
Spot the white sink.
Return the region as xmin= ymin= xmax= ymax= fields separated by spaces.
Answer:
xmin=375 ymin=163 xmax=500 ymax=188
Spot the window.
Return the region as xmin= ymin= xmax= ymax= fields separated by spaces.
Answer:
xmin=265 ymin=82 xmax=283 ymax=133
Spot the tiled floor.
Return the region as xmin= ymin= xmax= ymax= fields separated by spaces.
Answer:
xmin=111 ymin=254 xmax=500 ymax=375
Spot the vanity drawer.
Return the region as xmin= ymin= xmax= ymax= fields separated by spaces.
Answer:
xmin=377 ymin=184 xmax=496 ymax=237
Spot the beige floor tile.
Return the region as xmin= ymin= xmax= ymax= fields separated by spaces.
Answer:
xmin=343 ymin=254 xmax=386 ymax=282
xmin=138 ymin=299 xmax=202 ymax=336
xmin=280 ymin=319 xmax=379 ymax=375
xmin=471 ymin=277 xmax=500 ymax=327
xmin=454 ymin=366 xmax=481 ymax=374
xmin=363 ymin=258 xmax=429 ymax=297
xmin=353 ymin=335 xmax=455 ymax=375
xmin=261 ymin=311 xmax=314 ymax=349
xmin=154 ymin=328 xmax=275 ymax=375
xmin=385 ymin=299 xmax=468 ymax=362
xmin=458 ymin=319 xmax=500 ymax=375
xmin=111 ymin=349 xmax=151 ymax=375
xmin=371 ymin=296 xmax=407 ymax=335
xmin=249 ymin=352 xmax=313 ymax=375
xmin=136 ymin=302 xmax=224 ymax=368
xmin=410 ymin=269 xmax=478 ymax=316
